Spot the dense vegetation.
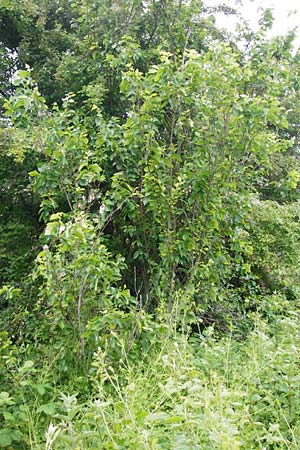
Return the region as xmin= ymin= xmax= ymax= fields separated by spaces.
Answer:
xmin=1 ymin=0 xmax=300 ymax=448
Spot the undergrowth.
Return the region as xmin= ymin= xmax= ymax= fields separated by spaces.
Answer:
xmin=2 ymin=303 xmax=299 ymax=449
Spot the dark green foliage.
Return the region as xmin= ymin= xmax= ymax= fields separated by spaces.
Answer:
xmin=0 ymin=153 xmax=40 ymax=284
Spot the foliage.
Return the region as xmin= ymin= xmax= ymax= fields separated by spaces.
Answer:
xmin=248 ymin=199 xmax=300 ymax=298
xmin=1 ymin=0 xmax=300 ymax=448
xmin=7 ymin=42 xmax=294 ymax=329
xmin=46 ymin=306 xmax=300 ymax=449
xmin=2 ymin=302 xmax=300 ymax=449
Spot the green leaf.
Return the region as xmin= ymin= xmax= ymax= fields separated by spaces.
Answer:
xmin=37 ymin=403 xmax=57 ymax=416
xmin=0 ymin=392 xmax=14 ymax=406
xmin=0 ymin=431 xmax=12 ymax=448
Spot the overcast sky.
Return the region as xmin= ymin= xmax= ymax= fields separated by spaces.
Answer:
xmin=206 ymin=0 xmax=300 ymax=49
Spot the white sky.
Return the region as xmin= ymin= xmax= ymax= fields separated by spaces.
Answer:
xmin=206 ymin=0 xmax=300 ymax=49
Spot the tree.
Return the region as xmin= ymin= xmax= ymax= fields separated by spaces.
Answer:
xmin=0 ymin=0 xmax=299 ymax=353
